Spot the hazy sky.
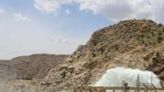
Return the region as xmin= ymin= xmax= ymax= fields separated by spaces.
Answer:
xmin=0 ymin=0 xmax=164 ymax=59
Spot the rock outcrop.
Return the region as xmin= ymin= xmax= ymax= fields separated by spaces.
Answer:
xmin=41 ymin=19 xmax=164 ymax=91
xmin=147 ymin=52 xmax=164 ymax=80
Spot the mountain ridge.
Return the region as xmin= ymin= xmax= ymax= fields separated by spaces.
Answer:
xmin=0 ymin=54 xmax=68 ymax=81
xmin=40 ymin=19 xmax=164 ymax=91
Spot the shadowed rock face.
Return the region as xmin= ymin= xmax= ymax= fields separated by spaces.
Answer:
xmin=41 ymin=19 xmax=164 ymax=91
xmin=147 ymin=53 xmax=164 ymax=80
xmin=0 ymin=54 xmax=68 ymax=81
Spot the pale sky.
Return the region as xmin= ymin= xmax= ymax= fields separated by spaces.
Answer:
xmin=0 ymin=0 xmax=164 ymax=59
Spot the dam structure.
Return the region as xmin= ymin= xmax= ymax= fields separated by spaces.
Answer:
xmin=72 ymin=80 xmax=164 ymax=92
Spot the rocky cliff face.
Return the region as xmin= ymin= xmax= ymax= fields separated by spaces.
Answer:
xmin=0 ymin=54 xmax=68 ymax=81
xmin=41 ymin=19 xmax=164 ymax=91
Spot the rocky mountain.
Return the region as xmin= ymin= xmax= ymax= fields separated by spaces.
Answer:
xmin=0 ymin=54 xmax=68 ymax=81
xmin=40 ymin=19 xmax=164 ymax=91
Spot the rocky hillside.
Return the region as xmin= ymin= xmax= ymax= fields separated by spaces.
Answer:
xmin=0 ymin=54 xmax=68 ymax=81
xmin=41 ymin=19 xmax=164 ymax=91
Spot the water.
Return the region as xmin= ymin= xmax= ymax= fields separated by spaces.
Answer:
xmin=95 ymin=67 xmax=161 ymax=87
